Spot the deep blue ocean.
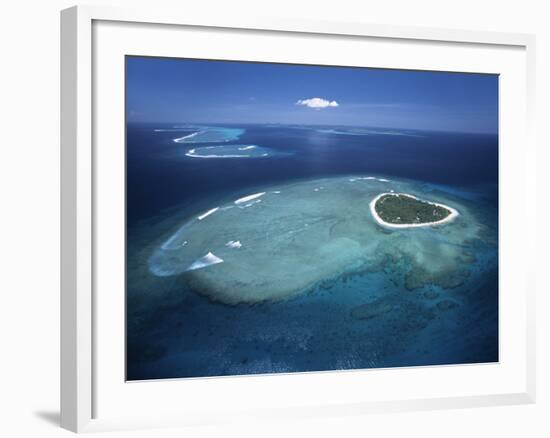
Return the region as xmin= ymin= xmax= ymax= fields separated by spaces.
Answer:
xmin=126 ymin=123 xmax=498 ymax=380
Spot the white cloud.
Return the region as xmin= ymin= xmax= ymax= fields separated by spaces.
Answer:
xmin=296 ymin=97 xmax=339 ymax=109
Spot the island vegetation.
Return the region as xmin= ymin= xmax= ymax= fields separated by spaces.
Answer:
xmin=373 ymin=193 xmax=453 ymax=226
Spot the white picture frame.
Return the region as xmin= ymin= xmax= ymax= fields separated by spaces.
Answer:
xmin=60 ymin=4 xmax=537 ymax=433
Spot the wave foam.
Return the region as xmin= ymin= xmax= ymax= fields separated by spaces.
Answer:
xmin=349 ymin=176 xmax=377 ymax=182
xmin=174 ymin=132 xmax=200 ymax=143
xmin=197 ymin=207 xmax=219 ymax=220
xmin=186 ymin=252 xmax=224 ymax=272
xmin=186 ymin=152 xmax=249 ymax=158
xmin=235 ymin=192 xmax=266 ymax=204
xmin=226 ymin=240 xmax=242 ymax=249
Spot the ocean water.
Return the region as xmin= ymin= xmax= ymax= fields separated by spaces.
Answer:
xmin=126 ymin=123 xmax=498 ymax=380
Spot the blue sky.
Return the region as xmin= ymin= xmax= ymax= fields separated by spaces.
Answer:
xmin=126 ymin=56 xmax=498 ymax=134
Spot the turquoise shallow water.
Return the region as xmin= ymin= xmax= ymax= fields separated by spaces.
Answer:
xmin=127 ymin=228 xmax=497 ymax=378
xmin=146 ymin=176 xmax=487 ymax=304
xmin=126 ymin=124 xmax=498 ymax=380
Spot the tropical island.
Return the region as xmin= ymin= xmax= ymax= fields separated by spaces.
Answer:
xmin=370 ymin=192 xmax=458 ymax=228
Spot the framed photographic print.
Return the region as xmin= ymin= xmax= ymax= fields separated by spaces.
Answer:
xmin=61 ymin=5 xmax=536 ymax=433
